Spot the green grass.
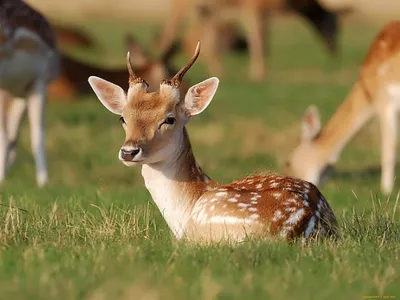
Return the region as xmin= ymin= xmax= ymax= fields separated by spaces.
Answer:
xmin=0 ymin=17 xmax=399 ymax=299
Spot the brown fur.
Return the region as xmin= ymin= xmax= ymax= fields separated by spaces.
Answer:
xmin=360 ymin=21 xmax=400 ymax=101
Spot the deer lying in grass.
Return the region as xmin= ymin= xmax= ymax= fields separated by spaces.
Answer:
xmin=0 ymin=0 xmax=60 ymax=186
xmin=88 ymin=41 xmax=338 ymax=243
xmin=48 ymin=35 xmax=187 ymax=101
xmin=284 ymin=21 xmax=400 ymax=196
xmin=158 ymin=0 xmax=339 ymax=81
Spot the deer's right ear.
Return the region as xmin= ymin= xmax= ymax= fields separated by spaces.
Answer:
xmin=302 ymin=105 xmax=321 ymax=141
xmin=88 ymin=76 xmax=127 ymax=115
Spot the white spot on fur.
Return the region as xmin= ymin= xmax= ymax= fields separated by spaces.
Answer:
xmin=210 ymin=198 xmax=219 ymax=203
xmin=304 ymin=216 xmax=316 ymax=238
xmin=285 ymin=208 xmax=305 ymax=225
xmin=249 ymin=207 xmax=257 ymax=212
xmin=215 ymin=191 xmax=227 ymax=197
xmin=287 ymin=198 xmax=298 ymax=204
xmin=250 ymin=214 xmax=259 ymax=220
xmin=317 ymin=201 xmax=323 ymax=210
xmin=272 ymin=210 xmax=282 ymax=222
xmin=210 ymin=205 xmax=215 ymax=211
xmin=273 ymin=192 xmax=281 ymax=199
xmin=235 ymin=194 xmax=241 ymax=198
xmin=256 ymin=184 xmax=262 ymax=189
xmin=270 ymin=182 xmax=279 ymax=188
xmin=208 ymin=216 xmax=254 ymax=225
xmin=227 ymin=198 xmax=238 ymax=203
xmin=285 ymin=207 xmax=296 ymax=212
xmin=238 ymin=203 xmax=250 ymax=208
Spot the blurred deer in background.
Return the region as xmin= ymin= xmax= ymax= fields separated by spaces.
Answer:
xmin=88 ymin=41 xmax=339 ymax=243
xmin=48 ymin=34 xmax=188 ymax=101
xmin=0 ymin=0 xmax=60 ymax=186
xmin=158 ymin=0 xmax=339 ymax=81
xmin=52 ymin=24 xmax=95 ymax=49
xmin=285 ymin=21 xmax=400 ymax=196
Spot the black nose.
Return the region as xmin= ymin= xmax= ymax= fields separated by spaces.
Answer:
xmin=120 ymin=148 xmax=140 ymax=161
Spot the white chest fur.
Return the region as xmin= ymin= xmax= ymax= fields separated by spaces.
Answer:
xmin=142 ymin=164 xmax=193 ymax=239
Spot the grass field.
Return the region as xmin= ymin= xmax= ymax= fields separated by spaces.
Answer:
xmin=0 ymin=17 xmax=399 ymax=299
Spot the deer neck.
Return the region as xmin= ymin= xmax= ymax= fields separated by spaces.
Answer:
xmin=313 ymin=81 xmax=375 ymax=164
xmin=141 ymin=127 xmax=212 ymax=239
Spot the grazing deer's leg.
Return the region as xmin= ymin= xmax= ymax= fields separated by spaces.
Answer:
xmin=6 ymin=98 xmax=27 ymax=170
xmin=27 ymin=82 xmax=48 ymax=187
xmin=242 ymin=7 xmax=265 ymax=81
xmin=377 ymin=89 xmax=399 ymax=195
xmin=158 ymin=4 xmax=186 ymax=53
xmin=0 ymin=91 xmax=8 ymax=183
xmin=263 ymin=15 xmax=270 ymax=57
xmin=203 ymin=16 xmax=223 ymax=76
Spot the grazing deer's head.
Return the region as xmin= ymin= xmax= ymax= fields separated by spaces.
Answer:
xmin=284 ymin=105 xmax=332 ymax=184
xmin=125 ymin=33 xmax=188 ymax=94
xmin=89 ymin=41 xmax=219 ymax=166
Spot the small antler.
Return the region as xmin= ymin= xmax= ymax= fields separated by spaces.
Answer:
xmin=162 ymin=41 xmax=201 ymax=88
xmin=126 ymin=51 xmax=148 ymax=87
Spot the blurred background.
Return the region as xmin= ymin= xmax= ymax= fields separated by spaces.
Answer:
xmin=5 ymin=0 xmax=400 ymax=197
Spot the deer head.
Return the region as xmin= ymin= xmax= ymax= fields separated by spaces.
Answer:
xmin=284 ymin=105 xmax=334 ymax=184
xmin=88 ymin=41 xmax=219 ymax=166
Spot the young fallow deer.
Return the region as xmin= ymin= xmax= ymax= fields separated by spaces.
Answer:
xmin=0 ymin=0 xmax=60 ymax=186
xmin=88 ymin=41 xmax=338 ymax=243
xmin=284 ymin=21 xmax=400 ymax=196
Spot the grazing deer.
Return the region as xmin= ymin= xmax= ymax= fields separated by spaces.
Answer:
xmin=158 ymin=0 xmax=339 ymax=81
xmin=0 ymin=0 xmax=60 ymax=186
xmin=284 ymin=21 xmax=400 ymax=196
xmin=48 ymin=34 xmax=187 ymax=101
xmin=88 ymin=41 xmax=338 ymax=243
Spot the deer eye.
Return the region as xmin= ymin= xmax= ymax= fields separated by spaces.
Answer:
xmin=164 ymin=117 xmax=176 ymax=125
xmin=159 ymin=117 xmax=176 ymax=128
xmin=119 ymin=116 xmax=126 ymax=124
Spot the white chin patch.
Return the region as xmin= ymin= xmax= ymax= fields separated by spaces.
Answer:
xmin=121 ymin=160 xmax=139 ymax=167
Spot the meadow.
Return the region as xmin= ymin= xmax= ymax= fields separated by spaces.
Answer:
xmin=0 ymin=17 xmax=399 ymax=299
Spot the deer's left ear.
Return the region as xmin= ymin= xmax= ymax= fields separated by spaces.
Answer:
xmin=302 ymin=105 xmax=321 ymax=141
xmin=88 ymin=76 xmax=127 ymax=115
xmin=183 ymin=77 xmax=219 ymax=116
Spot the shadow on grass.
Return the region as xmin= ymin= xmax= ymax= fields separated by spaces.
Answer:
xmin=331 ymin=164 xmax=399 ymax=180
